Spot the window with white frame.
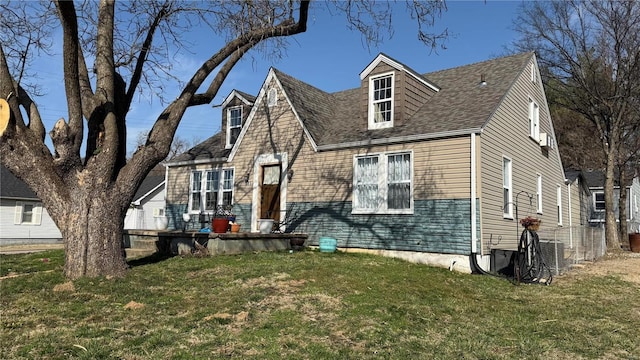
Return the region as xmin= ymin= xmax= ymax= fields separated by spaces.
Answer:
xmin=368 ymin=73 xmax=394 ymax=129
xmin=529 ymin=98 xmax=540 ymax=140
xmin=503 ymin=157 xmax=513 ymax=218
xmin=536 ymin=174 xmax=543 ymax=214
xmin=353 ymin=152 xmax=412 ymax=214
xmin=14 ymin=201 xmax=43 ymax=225
xmin=153 ymin=208 xmax=165 ymax=217
xmin=227 ymin=106 xmax=242 ymax=146
xmin=267 ymin=88 xmax=277 ymax=107
xmin=594 ymin=192 xmax=605 ymax=211
xmin=531 ymin=63 xmax=537 ymax=83
xmin=557 ymin=185 xmax=563 ymax=225
xmin=189 ymin=169 xmax=234 ymax=212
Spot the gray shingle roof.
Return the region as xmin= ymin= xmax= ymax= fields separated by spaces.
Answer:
xmin=0 ymin=165 xmax=38 ymax=199
xmin=235 ymin=90 xmax=256 ymax=104
xmin=284 ymin=51 xmax=533 ymax=146
xmin=132 ymin=175 xmax=164 ymax=202
xmin=581 ymin=169 xmax=628 ymax=188
xmin=171 ymin=132 xmax=230 ymax=162
xmin=175 ymin=52 xmax=534 ymax=159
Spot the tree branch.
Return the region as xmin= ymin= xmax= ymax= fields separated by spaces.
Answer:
xmin=124 ymin=1 xmax=310 ymax=188
xmin=189 ymin=42 xmax=253 ymax=106
xmin=124 ymin=3 xmax=170 ymax=110
xmin=0 ymin=44 xmax=23 ymax=129
xmin=55 ymin=0 xmax=84 ymax=159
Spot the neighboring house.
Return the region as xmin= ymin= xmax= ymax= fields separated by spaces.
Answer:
xmin=0 ymin=165 xmax=62 ymax=245
xmin=124 ymin=174 xmax=166 ymax=230
xmin=165 ymin=52 xmax=570 ymax=272
xmin=1 ymin=164 xmax=166 ymax=245
xmin=582 ymin=169 xmax=640 ymax=233
xmin=565 ymin=170 xmax=592 ymax=228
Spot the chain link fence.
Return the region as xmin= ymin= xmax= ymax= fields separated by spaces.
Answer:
xmin=535 ymin=225 xmax=606 ymax=275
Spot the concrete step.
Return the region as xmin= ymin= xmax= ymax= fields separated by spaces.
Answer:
xmin=125 ymin=248 xmax=156 ymax=259
xmin=129 ymin=238 xmax=158 ymax=251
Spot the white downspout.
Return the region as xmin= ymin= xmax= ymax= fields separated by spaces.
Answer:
xmin=567 ymin=181 xmax=573 ymax=249
xmin=471 ymin=133 xmax=477 ymax=254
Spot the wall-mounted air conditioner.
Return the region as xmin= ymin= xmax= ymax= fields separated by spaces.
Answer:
xmin=540 ymin=133 xmax=555 ymax=149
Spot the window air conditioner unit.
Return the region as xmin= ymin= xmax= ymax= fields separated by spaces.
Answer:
xmin=540 ymin=133 xmax=555 ymax=149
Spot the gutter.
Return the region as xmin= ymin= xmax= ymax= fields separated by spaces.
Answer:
xmin=164 ymin=157 xmax=228 ymax=167
xmin=316 ymin=128 xmax=482 ymax=151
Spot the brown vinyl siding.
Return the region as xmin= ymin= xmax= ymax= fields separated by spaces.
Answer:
xmin=166 ymin=165 xmax=191 ymax=204
xmin=478 ymin=58 xmax=568 ymax=252
xmin=229 ymin=77 xmax=472 ymax=206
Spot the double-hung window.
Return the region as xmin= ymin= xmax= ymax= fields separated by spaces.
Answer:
xmin=536 ymin=174 xmax=543 ymax=214
xmin=227 ymin=106 xmax=242 ymax=146
xmin=368 ymin=73 xmax=394 ymax=129
xmin=190 ymin=168 xmax=234 ymax=213
xmin=354 ymin=152 xmax=412 ymax=214
xmin=503 ymin=157 xmax=512 ymax=218
xmin=14 ymin=201 xmax=43 ymax=225
xmin=594 ymin=191 xmax=605 ymax=211
xmin=529 ymin=98 xmax=539 ymax=141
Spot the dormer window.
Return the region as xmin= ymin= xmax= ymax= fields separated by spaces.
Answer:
xmin=368 ymin=72 xmax=394 ymax=129
xmin=227 ymin=106 xmax=242 ymax=146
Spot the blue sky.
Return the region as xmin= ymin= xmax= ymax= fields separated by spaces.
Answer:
xmin=31 ymin=1 xmax=524 ymax=152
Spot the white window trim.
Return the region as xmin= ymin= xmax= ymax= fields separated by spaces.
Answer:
xmin=153 ymin=208 xmax=165 ymax=217
xmin=368 ymin=71 xmax=395 ymax=130
xmin=531 ymin=63 xmax=537 ymax=84
xmin=503 ymin=156 xmax=513 ymax=219
xmin=557 ymin=184 xmax=563 ymax=226
xmin=593 ymin=191 xmax=605 ymax=212
xmin=14 ymin=201 xmax=43 ymax=225
xmin=352 ymin=150 xmax=414 ymax=215
xmin=226 ymin=106 xmax=242 ymax=148
xmin=536 ymin=174 xmax=543 ymax=214
xmin=529 ymin=97 xmax=540 ymax=141
xmin=267 ymin=88 xmax=278 ymax=107
xmin=188 ymin=168 xmax=235 ymax=214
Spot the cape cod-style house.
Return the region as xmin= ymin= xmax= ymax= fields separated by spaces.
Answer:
xmin=165 ymin=52 xmax=570 ymax=272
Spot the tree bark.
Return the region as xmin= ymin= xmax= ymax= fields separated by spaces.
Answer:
xmin=604 ymin=145 xmax=621 ymax=250
xmin=60 ymin=191 xmax=128 ymax=279
xmin=618 ymin=169 xmax=628 ymax=247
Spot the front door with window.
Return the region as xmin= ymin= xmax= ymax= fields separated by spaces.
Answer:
xmin=260 ymin=164 xmax=281 ymax=223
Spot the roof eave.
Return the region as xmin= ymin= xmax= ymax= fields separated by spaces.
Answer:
xmin=317 ymin=128 xmax=482 ymax=151
xmin=165 ymin=157 xmax=228 ymax=167
xmin=132 ymin=181 xmax=165 ymax=205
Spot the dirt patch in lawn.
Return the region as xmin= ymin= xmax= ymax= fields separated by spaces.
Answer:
xmin=558 ymin=251 xmax=640 ymax=285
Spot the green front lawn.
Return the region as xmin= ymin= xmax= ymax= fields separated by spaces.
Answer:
xmin=1 ymin=250 xmax=638 ymax=359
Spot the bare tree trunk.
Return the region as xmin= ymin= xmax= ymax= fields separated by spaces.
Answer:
xmin=59 ymin=192 xmax=128 ymax=279
xmin=604 ymin=150 xmax=621 ymax=250
xmin=618 ymin=169 xmax=629 ymax=247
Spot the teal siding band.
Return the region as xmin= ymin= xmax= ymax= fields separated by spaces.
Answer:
xmin=166 ymin=200 xmax=473 ymax=254
xmin=282 ymin=199 xmax=472 ymax=255
xmin=166 ymin=203 xmax=252 ymax=231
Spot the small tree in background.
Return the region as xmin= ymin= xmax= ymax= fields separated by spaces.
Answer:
xmin=512 ymin=0 xmax=640 ymax=250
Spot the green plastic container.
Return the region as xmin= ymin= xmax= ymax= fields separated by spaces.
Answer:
xmin=319 ymin=237 xmax=337 ymax=253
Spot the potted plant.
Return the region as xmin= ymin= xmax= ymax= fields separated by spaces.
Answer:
xmin=630 ymin=232 xmax=640 ymax=253
xmin=520 ymin=216 xmax=541 ymax=232
xmin=212 ymin=205 xmax=233 ymax=233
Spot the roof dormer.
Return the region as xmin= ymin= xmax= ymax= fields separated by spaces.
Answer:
xmin=360 ymin=54 xmax=439 ymax=131
xmin=222 ymin=90 xmax=255 ymax=149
